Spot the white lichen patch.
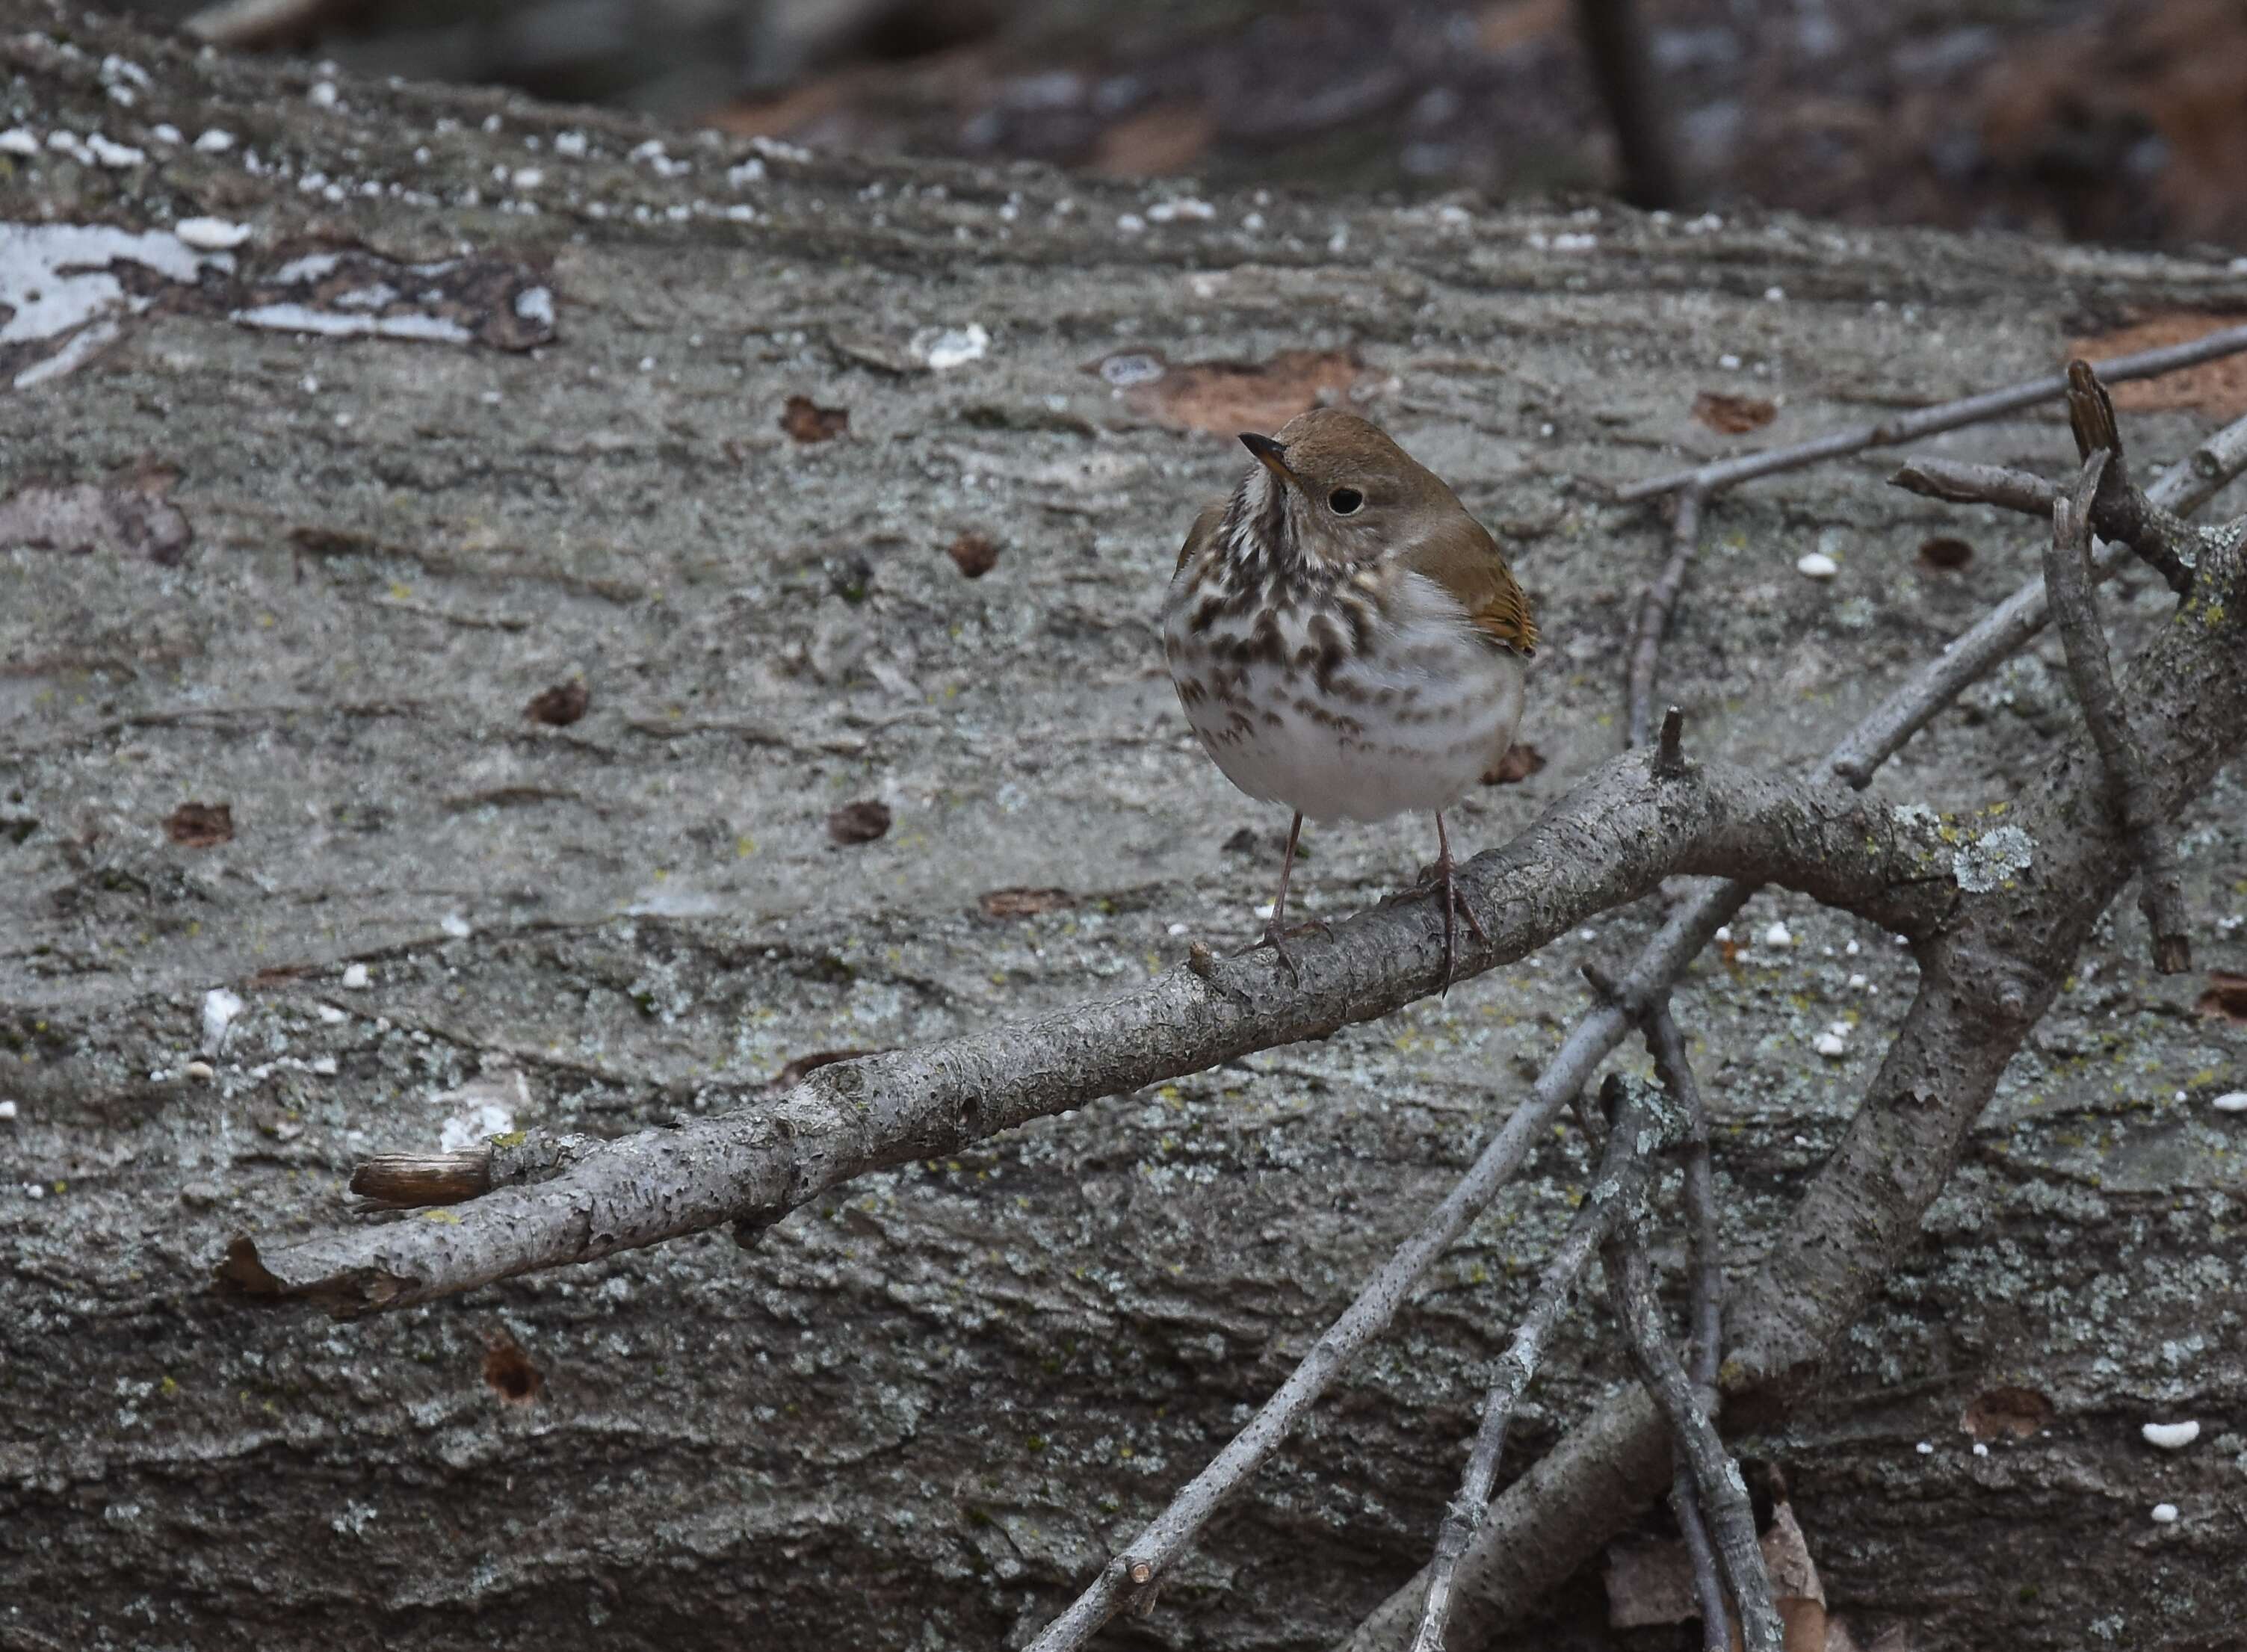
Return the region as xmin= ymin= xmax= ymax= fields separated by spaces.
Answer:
xmin=0 ymin=221 xmax=232 ymax=387
xmin=230 ymin=303 xmax=475 ymax=344
xmin=1953 ymin=824 xmax=2034 ymax=893
xmin=200 ymin=988 xmax=244 ymax=1057
xmin=174 ymin=215 xmax=253 ymax=250
xmin=436 ymin=1071 xmax=530 ymax=1151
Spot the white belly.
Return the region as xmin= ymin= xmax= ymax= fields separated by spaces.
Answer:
xmin=1163 ymin=572 xmax=1527 ymax=825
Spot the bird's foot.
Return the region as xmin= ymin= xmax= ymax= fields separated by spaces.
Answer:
xmin=1397 ymin=860 xmax=1487 ymax=994
xmin=1240 ymin=915 xmax=1333 ymax=986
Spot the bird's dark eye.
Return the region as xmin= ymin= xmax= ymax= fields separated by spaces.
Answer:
xmin=1329 ymin=488 xmax=1363 ymax=516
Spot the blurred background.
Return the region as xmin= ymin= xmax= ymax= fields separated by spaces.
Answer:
xmin=117 ymin=0 xmax=2247 ymax=250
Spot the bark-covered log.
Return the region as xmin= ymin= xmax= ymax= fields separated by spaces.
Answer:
xmin=3 ymin=4 xmax=2246 ymax=1650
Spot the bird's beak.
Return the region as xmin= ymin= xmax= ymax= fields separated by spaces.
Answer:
xmin=1238 ymin=431 xmax=1294 ymax=482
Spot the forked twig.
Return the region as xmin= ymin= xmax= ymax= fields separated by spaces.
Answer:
xmin=1411 ymin=1075 xmax=1681 ymax=1652
xmin=1603 ymin=1229 xmax=1781 ymax=1651
xmin=1638 ymin=997 xmax=1734 ymax=1649
xmin=2042 ymin=450 xmax=2192 ymax=973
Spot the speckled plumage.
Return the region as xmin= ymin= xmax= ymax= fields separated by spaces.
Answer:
xmin=1162 ymin=409 xmax=1538 ymax=982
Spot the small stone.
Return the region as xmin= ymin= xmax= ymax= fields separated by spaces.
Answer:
xmin=2211 ymin=1091 xmax=2247 ymax=1113
xmin=1914 ymin=1441 xmax=1933 ymax=1455
xmin=0 ymin=1100 xmax=16 ymax=1120
xmin=183 ymin=1060 xmax=215 ymax=1082
xmin=1814 ymin=1032 xmax=1848 ymax=1058
xmin=2142 ymin=1420 xmax=2201 ymax=1450
xmin=341 ymin=963 xmax=371 ymax=989
xmin=1971 ymin=1442 xmax=1988 ymax=1458
xmin=2151 ymin=1503 xmax=2180 ymax=1525
xmin=317 ymin=1004 xmax=346 ymax=1024
xmin=1762 ymin=921 xmax=1793 ymax=947
xmin=1796 ymin=551 xmax=1838 ymax=579
xmin=1847 ymin=974 xmax=1868 ymax=989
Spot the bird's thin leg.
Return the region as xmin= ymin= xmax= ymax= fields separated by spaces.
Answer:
xmin=1432 ymin=810 xmax=1488 ymax=992
xmin=1242 ymin=813 xmax=1329 ymax=983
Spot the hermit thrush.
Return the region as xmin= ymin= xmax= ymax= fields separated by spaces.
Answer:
xmin=1162 ymin=409 xmax=1539 ymax=986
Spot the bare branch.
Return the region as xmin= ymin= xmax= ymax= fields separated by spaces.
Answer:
xmin=1337 ymin=417 xmax=2247 ymax=1651
xmin=219 ymin=755 xmax=1954 ymax=1316
xmin=1628 ymin=485 xmax=1705 ymax=748
xmin=1892 ymin=377 xmax=2244 ymax=595
xmin=1636 ymin=996 xmax=1731 ymax=1650
xmin=1617 ymin=321 xmax=2247 ymax=501
xmin=1835 ymin=406 xmax=2247 ymax=788
xmin=2043 ymin=452 xmax=2192 ymax=973
xmin=1640 ymin=1000 xmax=1720 ymax=1397
xmin=1412 ymin=1075 xmax=1681 ymax=1652
xmin=1888 ymin=458 xmax=2060 ymax=517
xmin=1024 ymin=895 xmax=1741 ymax=1652
xmin=1604 ymin=1231 xmax=1781 ymax=1652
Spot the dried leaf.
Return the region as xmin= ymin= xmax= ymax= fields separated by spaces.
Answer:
xmin=1123 ymin=347 xmax=1362 ymax=437
xmin=1482 ymin=742 xmax=1546 ymax=785
xmin=164 ymin=801 xmax=234 ymax=847
xmin=780 ymin=394 xmax=849 ymax=443
xmin=1961 ymin=1383 xmax=2053 ymax=1441
xmin=827 ymin=800 xmax=893 ymax=844
xmin=1917 ymin=536 xmax=1974 ymax=570
xmin=2068 ymin=315 xmax=2247 ymax=417
xmin=524 ymin=681 xmax=590 ymax=726
xmin=2195 ymin=971 xmax=2247 ymax=1024
xmin=770 ymin=1048 xmax=886 ymax=1089
xmin=1693 ymin=390 xmax=1779 ymax=433
xmin=1091 ymin=102 xmax=1216 ymax=176
xmin=481 ymin=1330 xmax=543 ymax=1405
xmin=980 ymin=887 xmax=1074 ymax=918
xmin=947 ymin=531 xmax=1000 ymax=578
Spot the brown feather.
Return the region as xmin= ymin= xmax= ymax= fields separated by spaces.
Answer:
xmin=1402 ymin=516 xmax=1539 ymax=657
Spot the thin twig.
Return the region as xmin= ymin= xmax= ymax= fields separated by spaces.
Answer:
xmin=1890 ymin=452 xmax=2243 ymax=594
xmin=1838 ymin=407 xmax=2247 ymax=788
xmin=1412 ymin=1075 xmax=1681 ymax=1652
xmin=2043 ymin=451 xmax=2192 ymax=973
xmin=1024 ymin=894 xmax=1744 ymax=1652
xmin=1618 ymin=321 xmax=2247 ymax=501
xmin=1604 ymin=1230 xmax=1782 ymax=1652
xmin=1639 ymin=1000 xmax=1721 ymax=1399
xmin=1638 ymin=997 xmax=1729 ymax=1650
xmin=1037 ymin=409 xmax=2247 ymax=1649
xmin=1332 ymin=410 xmax=2247 ymax=1652
xmin=1628 ymin=485 xmax=1706 ymax=747
xmin=1888 ymin=458 xmax=2060 ymax=516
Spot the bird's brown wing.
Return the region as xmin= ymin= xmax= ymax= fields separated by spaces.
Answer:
xmin=1403 ymin=516 xmax=1539 ymax=656
xmin=1175 ymin=504 xmax=1226 ymax=578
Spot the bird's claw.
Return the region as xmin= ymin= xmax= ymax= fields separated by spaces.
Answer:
xmin=1241 ymin=915 xmax=1332 ymax=985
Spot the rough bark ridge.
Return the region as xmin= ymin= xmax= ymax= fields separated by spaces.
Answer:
xmin=3 ymin=6 xmax=2245 ymax=1651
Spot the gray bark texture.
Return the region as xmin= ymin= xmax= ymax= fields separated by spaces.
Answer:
xmin=3 ymin=4 xmax=2246 ymax=1649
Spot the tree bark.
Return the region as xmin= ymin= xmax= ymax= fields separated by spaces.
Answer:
xmin=3 ymin=5 xmax=2245 ymax=1650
